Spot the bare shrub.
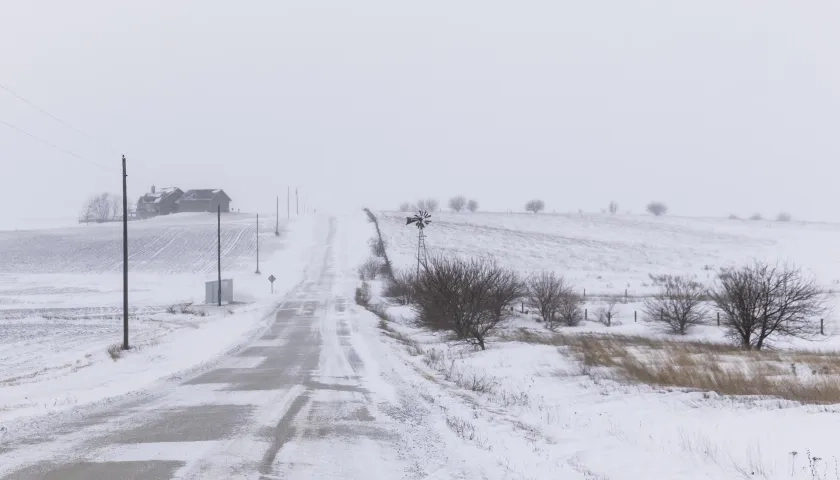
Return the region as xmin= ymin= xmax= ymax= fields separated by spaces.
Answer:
xmin=749 ymin=213 xmax=763 ymax=221
xmin=643 ymin=275 xmax=707 ymax=334
xmin=467 ymin=199 xmax=479 ymax=213
xmin=595 ymin=299 xmax=619 ymax=326
xmin=526 ymin=272 xmax=569 ymax=324
xmin=355 ymin=282 xmax=372 ymax=307
xmin=449 ymin=196 xmax=467 ymax=212
xmin=383 ymin=270 xmax=416 ymax=305
xmin=358 ymin=258 xmax=381 ymax=280
xmin=554 ymin=293 xmax=583 ymax=328
xmin=608 ymin=201 xmax=618 ymax=215
xmin=776 ymin=212 xmax=792 ymax=222
xmin=728 ymin=214 xmax=740 ymax=220
xmin=425 ymin=198 xmax=439 ymax=212
xmin=486 ymin=268 xmax=525 ymax=325
xmin=646 ymin=202 xmax=668 ymax=216
xmin=412 ymin=255 xmax=515 ymax=350
xmin=107 ymin=343 xmax=123 ymax=361
xmin=368 ymin=237 xmax=387 ymax=258
xmin=710 ymin=261 xmax=827 ymax=350
xmin=398 ymin=202 xmax=413 ymax=212
xmin=525 ymin=199 xmax=545 ymax=214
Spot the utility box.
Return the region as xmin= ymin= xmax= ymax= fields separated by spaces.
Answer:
xmin=205 ymin=279 xmax=234 ymax=305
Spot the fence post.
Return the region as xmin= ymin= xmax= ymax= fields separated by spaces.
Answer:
xmin=821 ymin=318 xmax=825 ymax=335
xmin=634 ymin=311 xmax=637 ymax=323
xmin=521 ymin=302 xmax=524 ymax=314
xmin=585 ymin=308 xmax=588 ymax=320
xmin=625 ymin=288 xmax=628 ymax=301
xmin=717 ymin=312 xmax=720 ymax=327
xmin=583 ymin=288 xmax=586 ymax=299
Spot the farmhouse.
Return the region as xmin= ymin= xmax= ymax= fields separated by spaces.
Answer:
xmin=176 ymin=189 xmax=232 ymax=213
xmin=136 ymin=186 xmax=183 ymax=218
xmin=136 ymin=186 xmax=232 ymax=218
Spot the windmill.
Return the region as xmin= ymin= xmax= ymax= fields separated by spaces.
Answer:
xmin=406 ymin=210 xmax=431 ymax=275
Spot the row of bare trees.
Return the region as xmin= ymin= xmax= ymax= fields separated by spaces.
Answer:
xmin=80 ymin=193 xmax=123 ymax=223
xmin=383 ymin=255 xmax=826 ymax=351
xmin=399 ymin=197 xmax=479 ymax=213
xmin=644 ymin=263 xmax=826 ymax=349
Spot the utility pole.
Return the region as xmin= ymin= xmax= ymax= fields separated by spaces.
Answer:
xmin=296 ymin=188 xmax=299 ymax=215
xmin=122 ymin=155 xmax=129 ymax=350
xmin=217 ymin=204 xmax=222 ymax=307
xmin=255 ymin=213 xmax=261 ymax=274
xmin=275 ymin=196 xmax=280 ymax=236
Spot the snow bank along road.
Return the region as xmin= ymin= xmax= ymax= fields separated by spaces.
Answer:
xmin=0 ymin=215 xmax=479 ymax=480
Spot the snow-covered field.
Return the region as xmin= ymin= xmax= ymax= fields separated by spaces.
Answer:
xmin=0 ymin=212 xmax=316 ymax=427
xmin=378 ymin=211 xmax=840 ymax=298
xmin=365 ymin=211 xmax=840 ymax=479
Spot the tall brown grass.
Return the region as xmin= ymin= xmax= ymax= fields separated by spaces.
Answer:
xmin=501 ymin=329 xmax=840 ymax=404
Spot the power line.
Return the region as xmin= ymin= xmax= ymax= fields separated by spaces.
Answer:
xmin=0 ymin=118 xmax=108 ymax=169
xmin=0 ymin=82 xmax=121 ymax=156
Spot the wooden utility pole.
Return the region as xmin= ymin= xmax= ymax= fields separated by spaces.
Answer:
xmin=217 ymin=204 xmax=222 ymax=307
xmin=275 ymin=196 xmax=280 ymax=236
xmin=255 ymin=213 xmax=261 ymax=274
xmin=122 ymin=155 xmax=129 ymax=350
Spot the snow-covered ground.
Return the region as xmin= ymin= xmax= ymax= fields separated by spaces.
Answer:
xmin=364 ymin=210 xmax=840 ymax=479
xmin=0 ymin=212 xmax=316 ymax=427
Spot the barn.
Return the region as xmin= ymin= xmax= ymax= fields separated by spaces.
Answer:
xmin=136 ymin=186 xmax=183 ymax=218
xmin=176 ymin=189 xmax=232 ymax=213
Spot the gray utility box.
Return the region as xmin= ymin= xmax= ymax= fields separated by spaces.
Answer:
xmin=205 ymin=279 xmax=234 ymax=305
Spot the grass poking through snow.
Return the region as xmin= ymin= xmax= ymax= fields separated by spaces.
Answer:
xmin=501 ymin=328 xmax=840 ymax=405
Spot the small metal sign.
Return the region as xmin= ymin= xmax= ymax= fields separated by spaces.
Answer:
xmin=268 ymin=274 xmax=276 ymax=283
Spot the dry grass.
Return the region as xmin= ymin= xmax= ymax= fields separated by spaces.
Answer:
xmin=501 ymin=328 xmax=840 ymax=404
xmin=107 ymin=343 xmax=124 ymax=361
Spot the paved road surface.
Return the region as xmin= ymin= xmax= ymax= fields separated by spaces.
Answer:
xmin=0 ymin=217 xmax=459 ymax=479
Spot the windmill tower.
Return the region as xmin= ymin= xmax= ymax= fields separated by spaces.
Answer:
xmin=406 ymin=210 xmax=431 ymax=275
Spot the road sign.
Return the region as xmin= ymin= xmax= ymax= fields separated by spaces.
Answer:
xmin=268 ymin=274 xmax=276 ymax=293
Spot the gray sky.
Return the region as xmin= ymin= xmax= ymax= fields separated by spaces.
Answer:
xmin=2 ymin=0 xmax=839 ymax=225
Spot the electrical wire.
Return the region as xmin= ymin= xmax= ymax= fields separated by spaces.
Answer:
xmin=0 ymin=118 xmax=109 ymax=169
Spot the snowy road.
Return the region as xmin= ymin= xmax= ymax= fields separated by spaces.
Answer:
xmin=0 ymin=216 xmax=465 ymax=480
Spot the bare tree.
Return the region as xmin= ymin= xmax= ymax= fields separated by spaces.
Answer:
xmin=749 ymin=213 xmax=763 ymax=221
xmin=776 ymin=212 xmax=792 ymax=222
xmin=486 ymin=267 xmax=525 ymax=324
xmin=551 ymin=292 xmax=583 ymax=329
xmin=412 ymin=255 xmax=515 ymax=350
xmin=426 ymin=198 xmax=440 ymax=212
xmin=596 ymin=299 xmax=619 ymax=326
xmin=728 ymin=214 xmax=740 ymax=220
xmin=525 ymin=199 xmax=545 ymax=214
xmin=608 ymin=201 xmax=619 ymax=215
xmin=467 ymin=199 xmax=479 ymax=213
xmin=399 ymin=202 xmax=413 ymax=212
xmin=646 ymin=202 xmax=668 ymax=217
xmin=643 ymin=275 xmax=707 ymax=334
xmin=710 ymin=261 xmax=827 ymax=350
xmin=526 ymin=272 xmax=568 ymax=323
xmin=449 ymin=196 xmax=467 ymax=212
xmin=81 ymin=193 xmax=120 ymax=223
xmin=416 ymin=199 xmax=428 ymax=211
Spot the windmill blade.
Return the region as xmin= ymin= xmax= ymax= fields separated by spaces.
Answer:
xmin=406 ymin=217 xmax=414 ymax=225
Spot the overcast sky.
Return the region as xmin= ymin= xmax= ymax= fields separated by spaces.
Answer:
xmin=2 ymin=0 xmax=839 ymax=225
